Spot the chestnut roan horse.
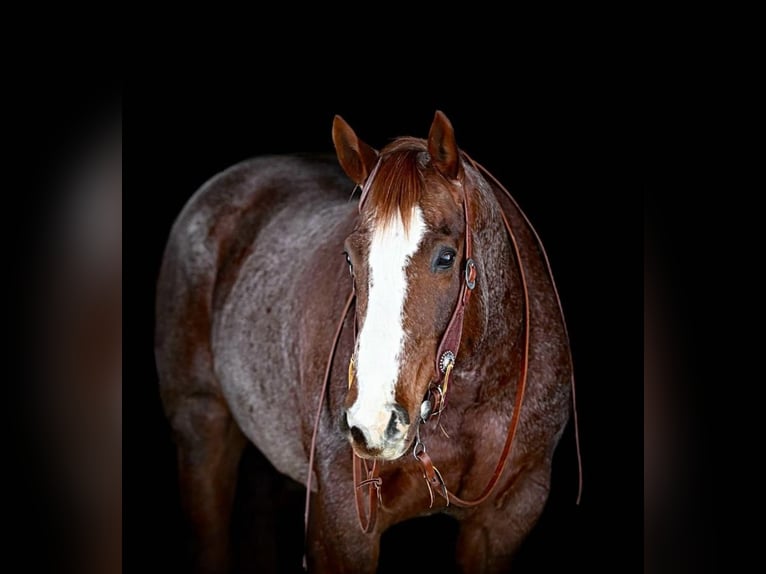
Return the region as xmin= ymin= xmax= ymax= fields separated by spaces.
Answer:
xmin=156 ymin=111 xmax=575 ymax=573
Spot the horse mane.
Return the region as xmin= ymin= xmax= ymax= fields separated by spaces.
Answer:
xmin=363 ymin=137 xmax=430 ymax=231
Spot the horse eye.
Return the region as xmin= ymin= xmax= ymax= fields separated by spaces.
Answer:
xmin=434 ymin=248 xmax=457 ymax=271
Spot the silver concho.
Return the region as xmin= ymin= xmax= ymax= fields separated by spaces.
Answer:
xmin=439 ymin=351 xmax=455 ymax=374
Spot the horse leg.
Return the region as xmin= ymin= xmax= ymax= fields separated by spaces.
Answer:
xmin=305 ymin=488 xmax=381 ymax=574
xmin=455 ymin=463 xmax=551 ymax=573
xmin=169 ymin=394 xmax=247 ymax=574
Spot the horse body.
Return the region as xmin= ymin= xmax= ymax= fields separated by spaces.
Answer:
xmin=210 ymin=156 xmax=356 ymax=485
xmin=156 ymin=115 xmax=573 ymax=573
xmin=157 ymin=156 xmax=354 ymax=483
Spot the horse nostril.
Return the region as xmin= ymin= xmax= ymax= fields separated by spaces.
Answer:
xmin=385 ymin=405 xmax=409 ymax=439
xmin=350 ymin=425 xmax=367 ymax=447
xmin=393 ymin=404 xmax=409 ymax=425
xmin=385 ymin=412 xmax=399 ymax=439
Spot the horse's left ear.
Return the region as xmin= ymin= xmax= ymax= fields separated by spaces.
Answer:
xmin=428 ymin=110 xmax=462 ymax=180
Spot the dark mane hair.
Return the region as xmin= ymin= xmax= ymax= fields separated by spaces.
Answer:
xmin=363 ymin=137 xmax=429 ymax=231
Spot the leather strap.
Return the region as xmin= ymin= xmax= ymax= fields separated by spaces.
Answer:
xmin=433 ymin=178 xmax=476 ymax=385
xmin=423 ymin=203 xmax=530 ymax=508
xmin=357 ymin=158 xmax=381 ymax=213
xmin=304 ymin=290 xmax=355 ymax=560
xmin=414 ymin=153 xmax=581 ymax=509
xmin=464 ymin=153 xmax=582 ymax=505
xmin=414 ymin=449 xmax=448 ymax=508
xmin=353 ymin=455 xmax=381 ymax=532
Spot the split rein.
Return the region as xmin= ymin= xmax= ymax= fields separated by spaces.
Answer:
xmin=303 ymin=155 xmax=582 ymax=550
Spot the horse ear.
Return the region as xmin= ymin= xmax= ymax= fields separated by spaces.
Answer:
xmin=428 ymin=110 xmax=461 ymax=180
xmin=332 ymin=115 xmax=379 ymax=186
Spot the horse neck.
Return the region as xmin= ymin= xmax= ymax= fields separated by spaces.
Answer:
xmin=455 ymin=169 xmax=525 ymax=399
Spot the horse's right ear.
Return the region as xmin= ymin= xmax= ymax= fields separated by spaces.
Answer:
xmin=332 ymin=115 xmax=379 ymax=186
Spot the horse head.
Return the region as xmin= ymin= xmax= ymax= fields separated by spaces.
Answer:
xmin=333 ymin=111 xmax=484 ymax=461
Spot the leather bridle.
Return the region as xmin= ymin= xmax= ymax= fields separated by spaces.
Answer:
xmin=303 ymin=153 xmax=581 ymax=552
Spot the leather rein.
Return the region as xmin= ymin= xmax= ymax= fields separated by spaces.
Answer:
xmin=303 ymin=154 xmax=582 ymax=545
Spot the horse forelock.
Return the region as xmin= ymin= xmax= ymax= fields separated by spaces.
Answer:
xmin=361 ymin=137 xmax=430 ymax=232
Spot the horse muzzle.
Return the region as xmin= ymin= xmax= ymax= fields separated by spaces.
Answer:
xmin=344 ymin=403 xmax=412 ymax=460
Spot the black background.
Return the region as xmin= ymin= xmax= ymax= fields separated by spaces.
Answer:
xmin=5 ymin=26 xmax=745 ymax=572
xmin=132 ymin=71 xmax=642 ymax=572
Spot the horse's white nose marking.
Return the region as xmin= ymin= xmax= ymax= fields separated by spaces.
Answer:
xmin=347 ymin=207 xmax=426 ymax=444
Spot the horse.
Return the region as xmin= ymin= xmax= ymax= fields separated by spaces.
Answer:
xmin=155 ymin=111 xmax=575 ymax=573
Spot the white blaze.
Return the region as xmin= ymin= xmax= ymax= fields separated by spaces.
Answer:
xmin=348 ymin=207 xmax=427 ymax=441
